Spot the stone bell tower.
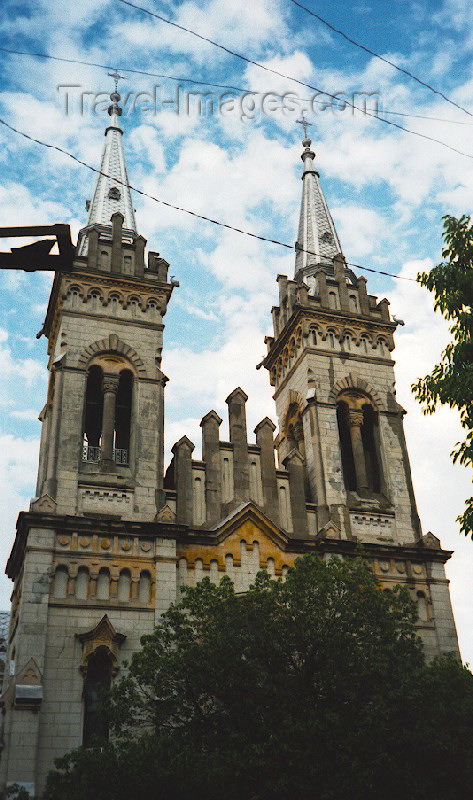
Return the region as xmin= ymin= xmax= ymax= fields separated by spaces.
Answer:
xmin=0 ymin=83 xmax=176 ymax=796
xmin=261 ymin=129 xmax=459 ymax=655
xmin=263 ymin=131 xmax=419 ymax=545
xmin=35 ymin=86 xmax=175 ymax=520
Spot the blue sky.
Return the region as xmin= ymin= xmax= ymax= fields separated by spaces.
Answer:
xmin=1 ymin=0 xmax=473 ymax=658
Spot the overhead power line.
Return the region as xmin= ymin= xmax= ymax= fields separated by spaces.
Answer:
xmin=289 ymin=0 xmax=473 ymax=119
xmin=0 ymin=114 xmax=416 ymax=283
xmin=0 ymin=45 xmax=471 ymax=127
xmin=115 ymin=0 xmax=473 ymax=161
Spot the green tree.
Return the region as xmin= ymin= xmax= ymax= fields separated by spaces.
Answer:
xmin=43 ymin=555 xmax=473 ymax=800
xmin=413 ymin=213 xmax=473 ymax=536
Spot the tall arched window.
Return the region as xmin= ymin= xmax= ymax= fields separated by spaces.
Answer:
xmin=114 ymin=370 xmax=133 ymax=463
xmin=139 ymin=571 xmax=151 ymax=604
xmin=82 ymin=648 xmax=113 ymax=747
xmin=337 ymin=402 xmax=357 ymax=491
xmin=83 ymin=366 xmax=103 ymax=459
xmin=361 ymin=404 xmax=381 ymax=494
xmin=53 ymin=565 xmax=68 ymax=599
xmin=76 ymin=567 xmax=89 ymax=601
xmin=117 ymin=569 xmax=131 ymax=602
xmin=337 ymin=393 xmax=382 ymax=495
xmin=96 ymin=568 xmax=110 ymax=601
xmin=417 ymin=591 xmax=429 ymax=622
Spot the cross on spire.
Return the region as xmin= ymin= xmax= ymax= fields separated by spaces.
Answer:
xmin=296 ymin=111 xmax=312 ymax=140
xmin=108 ymin=70 xmax=125 ymax=93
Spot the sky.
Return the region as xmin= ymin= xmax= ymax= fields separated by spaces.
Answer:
xmin=0 ymin=0 xmax=472 ymax=660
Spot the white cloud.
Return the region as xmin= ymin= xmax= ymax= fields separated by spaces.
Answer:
xmin=332 ymin=206 xmax=390 ymax=258
xmin=9 ymin=409 xmax=40 ymax=421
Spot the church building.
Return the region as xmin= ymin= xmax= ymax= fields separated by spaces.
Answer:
xmin=0 ymin=86 xmax=459 ymax=796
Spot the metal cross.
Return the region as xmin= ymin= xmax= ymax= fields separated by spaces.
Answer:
xmin=108 ymin=71 xmax=125 ymax=92
xmin=296 ymin=111 xmax=312 ymax=139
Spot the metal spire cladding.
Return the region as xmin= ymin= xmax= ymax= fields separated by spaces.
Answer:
xmin=77 ymin=75 xmax=137 ymax=256
xmin=294 ymin=126 xmax=342 ymax=281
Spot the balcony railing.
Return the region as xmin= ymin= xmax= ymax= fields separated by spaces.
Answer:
xmin=114 ymin=448 xmax=129 ymax=465
xmin=82 ymin=444 xmax=129 ymax=465
xmin=82 ymin=444 xmax=101 ymax=463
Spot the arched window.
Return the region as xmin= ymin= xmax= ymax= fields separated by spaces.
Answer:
xmin=117 ymin=570 xmax=131 ymax=602
xmin=139 ymin=571 xmax=151 ymax=604
xmin=337 ymin=401 xmax=357 ymax=491
xmin=349 ymin=294 xmax=358 ymax=313
xmin=90 ymin=291 xmax=101 ymax=312
xmin=100 ymin=249 xmax=110 ymax=271
xmin=76 ymin=567 xmax=89 ymax=601
xmin=361 ymin=404 xmax=381 ymax=493
xmin=96 ymin=568 xmax=110 ymax=601
xmin=417 ymin=591 xmax=429 ymax=622
xmin=83 ymin=366 xmax=103 ymax=458
xmin=337 ymin=394 xmax=382 ymax=495
xmin=114 ymin=370 xmax=132 ymax=463
xmin=328 ymin=291 xmax=338 ymax=310
xmin=53 ymin=565 xmax=68 ymax=599
xmin=193 ymin=476 xmax=205 ymax=525
xmin=82 ymin=648 xmax=113 ymax=747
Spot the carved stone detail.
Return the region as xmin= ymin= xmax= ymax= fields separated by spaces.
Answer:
xmin=77 ymin=615 xmax=126 ymax=675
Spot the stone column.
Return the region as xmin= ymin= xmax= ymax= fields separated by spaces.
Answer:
xmin=87 ymin=226 xmax=100 ymax=270
xmin=201 ymin=410 xmax=223 ymax=524
xmin=378 ymin=297 xmax=390 ymax=322
xmin=134 ymin=235 xmax=146 ymax=277
xmin=334 ymin=253 xmax=350 ymax=311
xmin=349 ymin=410 xmax=368 ymax=492
xmin=254 ymin=417 xmax=279 ymax=525
xmin=315 ymin=269 xmax=329 ymax=306
xmin=357 ymin=276 xmax=370 ymax=316
xmin=172 ymin=436 xmax=195 ymax=526
xmin=283 ymin=449 xmax=308 ymax=537
xmin=226 ymin=388 xmax=249 ymax=503
xmin=100 ymin=374 xmax=119 ymax=466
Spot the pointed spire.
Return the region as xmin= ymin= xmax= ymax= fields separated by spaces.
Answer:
xmin=77 ymin=73 xmax=137 ymax=256
xmin=294 ymin=118 xmax=342 ymax=281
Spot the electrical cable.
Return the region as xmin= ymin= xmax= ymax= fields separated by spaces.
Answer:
xmin=115 ymin=0 xmax=473 ymax=161
xmin=1 ymin=45 xmax=471 ymax=127
xmin=0 ymin=114 xmax=416 ymax=282
xmin=289 ymin=0 xmax=473 ymax=119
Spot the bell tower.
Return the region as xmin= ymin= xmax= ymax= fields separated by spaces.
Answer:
xmin=35 ymin=83 xmax=175 ymax=520
xmin=263 ymin=130 xmax=420 ymax=546
xmin=0 ymin=81 xmax=176 ymax=797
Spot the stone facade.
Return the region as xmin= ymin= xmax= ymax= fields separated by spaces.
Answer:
xmin=0 ymin=125 xmax=460 ymax=797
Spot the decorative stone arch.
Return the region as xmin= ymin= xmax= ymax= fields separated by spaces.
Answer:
xmin=123 ymin=293 xmax=145 ymax=310
xmin=62 ymin=283 xmax=84 ymax=302
xmin=103 ymin=289 xmax=125 ymax=307
xmin=328 ymin=373 xmax=385 ymax=411
xmin=78 ymin=333 xmax=147 ymax=377
xmin=77 ymin=615 xmax=126 ymax=676
xmin=84 ymin=287 xmax=105 ymax=305
xmin=376 ymin=334 xmax=393 ymax=353
xmin=282 ymin=390 xmax=304 ymax=425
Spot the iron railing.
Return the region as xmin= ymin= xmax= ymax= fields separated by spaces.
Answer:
xmin=82 ymin=444 xmax=129 ymax=465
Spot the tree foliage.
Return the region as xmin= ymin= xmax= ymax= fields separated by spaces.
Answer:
xmin=413 ymin=214 xmax=473 ymax=536
xmin=43 ymin=555 xmax=473 ymax=800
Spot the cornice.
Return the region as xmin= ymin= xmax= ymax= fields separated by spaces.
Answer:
xmin=7 ymin=510 xmax=453 ymax=581
xmin=264 ymin=304 xmax=397 ymax=370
